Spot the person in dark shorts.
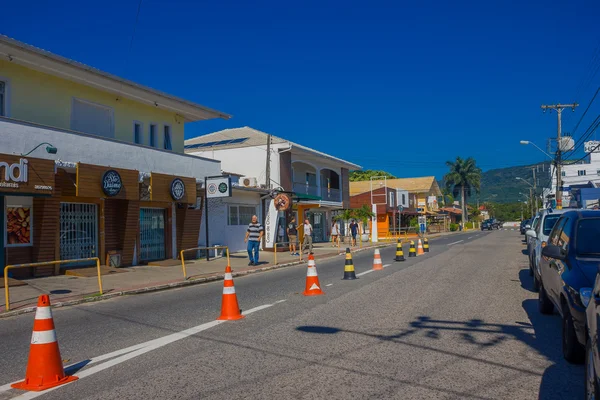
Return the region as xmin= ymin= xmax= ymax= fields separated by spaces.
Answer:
xmin=349 ymin=219 xmax=360 ymax=246
xmin=287 ymin=217 xmax=298 ymax=256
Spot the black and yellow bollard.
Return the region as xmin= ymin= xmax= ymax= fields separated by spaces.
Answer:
xmin=423 ymin=238 xmax=430 ymax=253
xmin=408 ymin=241 xmax=417 ymax=257
xmin=343 ymin=248 xmax=358 ymax=280
xmin=395 ymin=239 xmax=405 ymax=262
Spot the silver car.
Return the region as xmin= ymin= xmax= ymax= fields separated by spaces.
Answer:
xmin=526 ymin=213 xmax=540 ymax=267
xmin=525 ymin=208 xmax=569 ymax=291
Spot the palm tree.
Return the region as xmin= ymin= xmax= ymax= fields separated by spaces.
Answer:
xmin=444 ymin=157 xmax=482 ymax=223
xmin=441 ymin=188 xmax=455 ymax=207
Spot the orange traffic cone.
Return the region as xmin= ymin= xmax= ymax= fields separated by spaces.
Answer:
xmin=12 ymin=295 xmax=78 ymax=392
xmin=417 ymin=239 xmax=424 ymax=256
xmin=372 ymin=248 xmax=383 ymax=270
xmin=217 ymin=266 xmax=245 ymax=321
xmin=303 ymin=254 xmax=324 ymax=296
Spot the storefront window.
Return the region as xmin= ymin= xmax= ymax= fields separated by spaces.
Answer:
xmin=228 ymin=205 xmax=257 ymax=225
xmin=5 ymin=196 xmax=33 ymax=247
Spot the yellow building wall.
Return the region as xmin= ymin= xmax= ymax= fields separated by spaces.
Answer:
xmin=0 ymin=59 xmax=185 ymax=152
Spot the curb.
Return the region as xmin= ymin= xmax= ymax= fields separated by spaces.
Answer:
xmin=0 ymin=243 xmax=392 ymax=319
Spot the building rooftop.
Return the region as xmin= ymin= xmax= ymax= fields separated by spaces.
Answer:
xmin=0 ymin=35 xmax=230 ymax=122
xmin=350 ymin=177 xmax=442 ymax=196
xmin=185 ymin=126 xmax=361 ymax=170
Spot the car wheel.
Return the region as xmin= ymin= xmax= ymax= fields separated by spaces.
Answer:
xmin=562 ymin=305 xmax=585 ymax=363
xmin=538 ymin=283 xmax=554 ymax=315
xmin=586 ymin=335 xmax=599 ymax=400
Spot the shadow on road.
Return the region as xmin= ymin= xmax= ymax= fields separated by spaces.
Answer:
xmin=519 ymin=268 xmax=537 ymax=293
xmin=297 ymin=286 xmax=584 ymax=399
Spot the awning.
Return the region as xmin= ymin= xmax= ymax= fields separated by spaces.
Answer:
xmin=293 ymin=193 xmax=322 ymax=201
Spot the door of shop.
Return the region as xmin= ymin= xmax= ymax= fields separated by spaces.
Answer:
xmin=139 ymin=208 xmax=166 ymax=262
xmin=60 ymin=203 xmax=98 ymax=262
xmin=309 ymin=212 xmax=326 ymax=242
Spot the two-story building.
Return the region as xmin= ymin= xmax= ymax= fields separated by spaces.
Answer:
xmin=0 ymin=35 xmax=230 ymax=276
xmin=350 ymin=176 xmax=442 ymax=238
xmin=547 ymin=141 xmax=600 ymax=208
xmin=185 ymin=127 xmax=361 ymax=250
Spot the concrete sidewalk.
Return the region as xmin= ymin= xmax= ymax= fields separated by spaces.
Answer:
xmin=0 ymin=231 xmax=462 ymax=316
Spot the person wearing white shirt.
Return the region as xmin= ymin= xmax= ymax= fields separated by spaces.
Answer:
xmin=330 ymin=220 xmax=340 ymax=247
xmin=302 ymin=219 xmax=313 ymax=254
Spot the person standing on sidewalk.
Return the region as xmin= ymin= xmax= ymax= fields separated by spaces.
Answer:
xmin=330 ymin=220 xmax=340 ymax=247
xmin=302 ymin=219 xmax=314 ymax=254
xmin=349 ymin=219 xmax=360 ymax=246
xmin=287 ymin=217 xmax=299 ymax=256
xmin=244 ymin=215 xmax=264 ymax=266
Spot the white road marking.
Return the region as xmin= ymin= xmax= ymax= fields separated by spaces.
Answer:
xmin=356 ymin=269 xmax=375 ymax=277
xmin=382 ymin=264 xmax=391 ymax=268
xmin=326 ymin=284 xmax=333 ymax=287
xmin=467 ymin=237 xmax=473 ymax=240
xmin=447 ymin=240 xmax=464 ymax=246
xmin=4 ymin=301 xmax=284 ymax=399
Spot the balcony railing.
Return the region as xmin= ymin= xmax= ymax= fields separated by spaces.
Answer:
xmin=293 ymin=182 xmax=319 ymax=197
xmin=321 ymin=187 xmax=341 ymax=202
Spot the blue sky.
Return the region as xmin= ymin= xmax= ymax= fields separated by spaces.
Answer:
xmin=3 ymin=0 xmax=600 ymax=178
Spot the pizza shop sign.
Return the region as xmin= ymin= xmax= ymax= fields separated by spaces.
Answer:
xmin=0 ymin=158 xmax=53 ymax=191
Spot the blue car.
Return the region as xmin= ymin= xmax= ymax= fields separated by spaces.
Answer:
xmin=538 ymin=210 xmax=600 ymax=364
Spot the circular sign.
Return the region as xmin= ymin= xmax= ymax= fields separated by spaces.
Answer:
xmin=274 ymin=193 xmax=291 ymax=211
xmin=102 ymin=170 xmax=122 ymax=197
xmin=218 ymin=182 xmax=228 ymax=194
xmin=207 ymin=183 xmax=218 ymax=195
xmin=170 ymin=178 xmax=186 ymax=201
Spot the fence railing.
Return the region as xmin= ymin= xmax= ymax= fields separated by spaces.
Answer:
xmin=179 ymin=246 xmax=230 ymax=280
xmin=4 ymin=257 xmax=103 ymax=312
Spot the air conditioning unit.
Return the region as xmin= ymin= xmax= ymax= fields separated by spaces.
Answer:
xmin=240 ymin=176 xmax=258 ymax=187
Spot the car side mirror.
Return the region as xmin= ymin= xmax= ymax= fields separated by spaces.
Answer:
xmin=542 ymin=244 xmax=565 ymax=261
xmin=525 ymin=224 xmax=531 ymax=229
xmin=525 ymin=229 xmax=536 ymax=239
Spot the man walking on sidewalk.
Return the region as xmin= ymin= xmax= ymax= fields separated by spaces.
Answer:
xmin=349 ymin=219 xmax=360 ymax=246
xmin=244 ymin=215 xmax=264 ymax=266
xmin=287 ymin=217 xmax=299 ymax=256
xmin=302 ymin=218 xmax=314 ymax=254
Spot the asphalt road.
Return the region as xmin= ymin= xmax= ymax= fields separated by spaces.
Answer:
xmin=0 ymin=229 xmax=584 ymax=399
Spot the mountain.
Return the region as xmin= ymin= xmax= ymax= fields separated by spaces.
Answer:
xmin=438 ymin=162 xmax=552 ymax=204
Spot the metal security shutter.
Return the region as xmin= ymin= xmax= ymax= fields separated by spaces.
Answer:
xmin=60 ymin=203 xmax=98 ymax=261
xmin=71 ymin=98 xmax=114 ymax=138
xmin=139 ymin=208 xmax=166 ymax=261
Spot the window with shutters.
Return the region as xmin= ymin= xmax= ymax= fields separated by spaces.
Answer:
xmin=71 ymin=98 xmax=114 ymax=138
xmin=163 ymin=125 xmax=172 ymax=150
xmin=0 ymin=81 xmax=5 ymax=117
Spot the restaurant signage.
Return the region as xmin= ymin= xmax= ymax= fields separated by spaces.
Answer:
xmin=0 ymin=155 xmax=54 ymax=194
xmin=101 ymin=170 xmax=123 ymax=197
xmin=170 ymin=178 xmax=186 ymax=201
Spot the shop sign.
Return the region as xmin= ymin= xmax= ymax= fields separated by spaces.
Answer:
xmin=0 ymin=156 xmax=54 ymax=194
xmin=102 ymin=170 xmax=123 ymax=197
xmin=206 ymin=176 xmax=232 ymax=198
xmin=264 ymin=199 xmax=278 ymax=249
xmin=273 ymin=193 xmax=291 ymax=211
xmin=170 ymin=178 xmax=186 ymax=201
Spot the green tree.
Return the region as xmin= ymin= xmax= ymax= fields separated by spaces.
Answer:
xmin=349 ymin=170 xmax=396 ymax=182
xmin=441 ymin=188 xmax=455 ymax=207
xmin=443 ymin=157 xmax=482 ymax=223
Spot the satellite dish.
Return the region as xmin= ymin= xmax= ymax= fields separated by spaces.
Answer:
xmin=558 ymin=137 xmax=575 ymax=152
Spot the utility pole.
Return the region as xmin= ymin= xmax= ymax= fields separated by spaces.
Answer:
xmin=541 ymin=103 xmax=578 ymax=209
xmin=532 ymin=167 xmax=537 ymax=214
xmin=529 ymin=187 xmax=534 ymax=218
xmin=265 ymin=134 xmax=271 ymax=189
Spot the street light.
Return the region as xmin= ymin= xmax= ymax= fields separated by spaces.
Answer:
xmin=519 ymin=140 xmax=553 ymax=159
xmin=515 ymin=177 xmax=534 ymax=188
xmin=20 ymin=142 xmax=58 ymax=156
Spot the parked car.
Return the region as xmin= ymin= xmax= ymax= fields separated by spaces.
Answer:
xmin=484 ymin=218 xmax=501 ymax=230
xmin=538 ymin=210 xmax=600 ymax=363
xmin=481 ymin=220 xmax=492 ymax=231
xmin=525 ymin=208 xmax=569 ymax=290
xmin=520 ymin=219 xmax=531 ymax=235
xmin=584 ymin=272 xmax=600 ymax=399
xmin=526 ymin=214 xmax=540 ymax=268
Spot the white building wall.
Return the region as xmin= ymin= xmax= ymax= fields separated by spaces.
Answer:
xmin=199 ymin=190 xmax=263 ymax=253
xmin=188 ymin=144 xmax=286 ymax=189
xmin=0 ymin=118 xmax=221 ymax=178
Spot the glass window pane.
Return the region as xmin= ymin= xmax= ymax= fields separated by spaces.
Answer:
xmin=239 ymin=206 xmax=256 ymax=225
xmin=228 ymin=206 xmax=238 ymax=225
xmin=577 ymin=219 xmax=600 ymax=257
xmin=543 ymin=215 xmax=561 ymax=236
xmin=164 ymin=126 xmax=172 ymax=150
